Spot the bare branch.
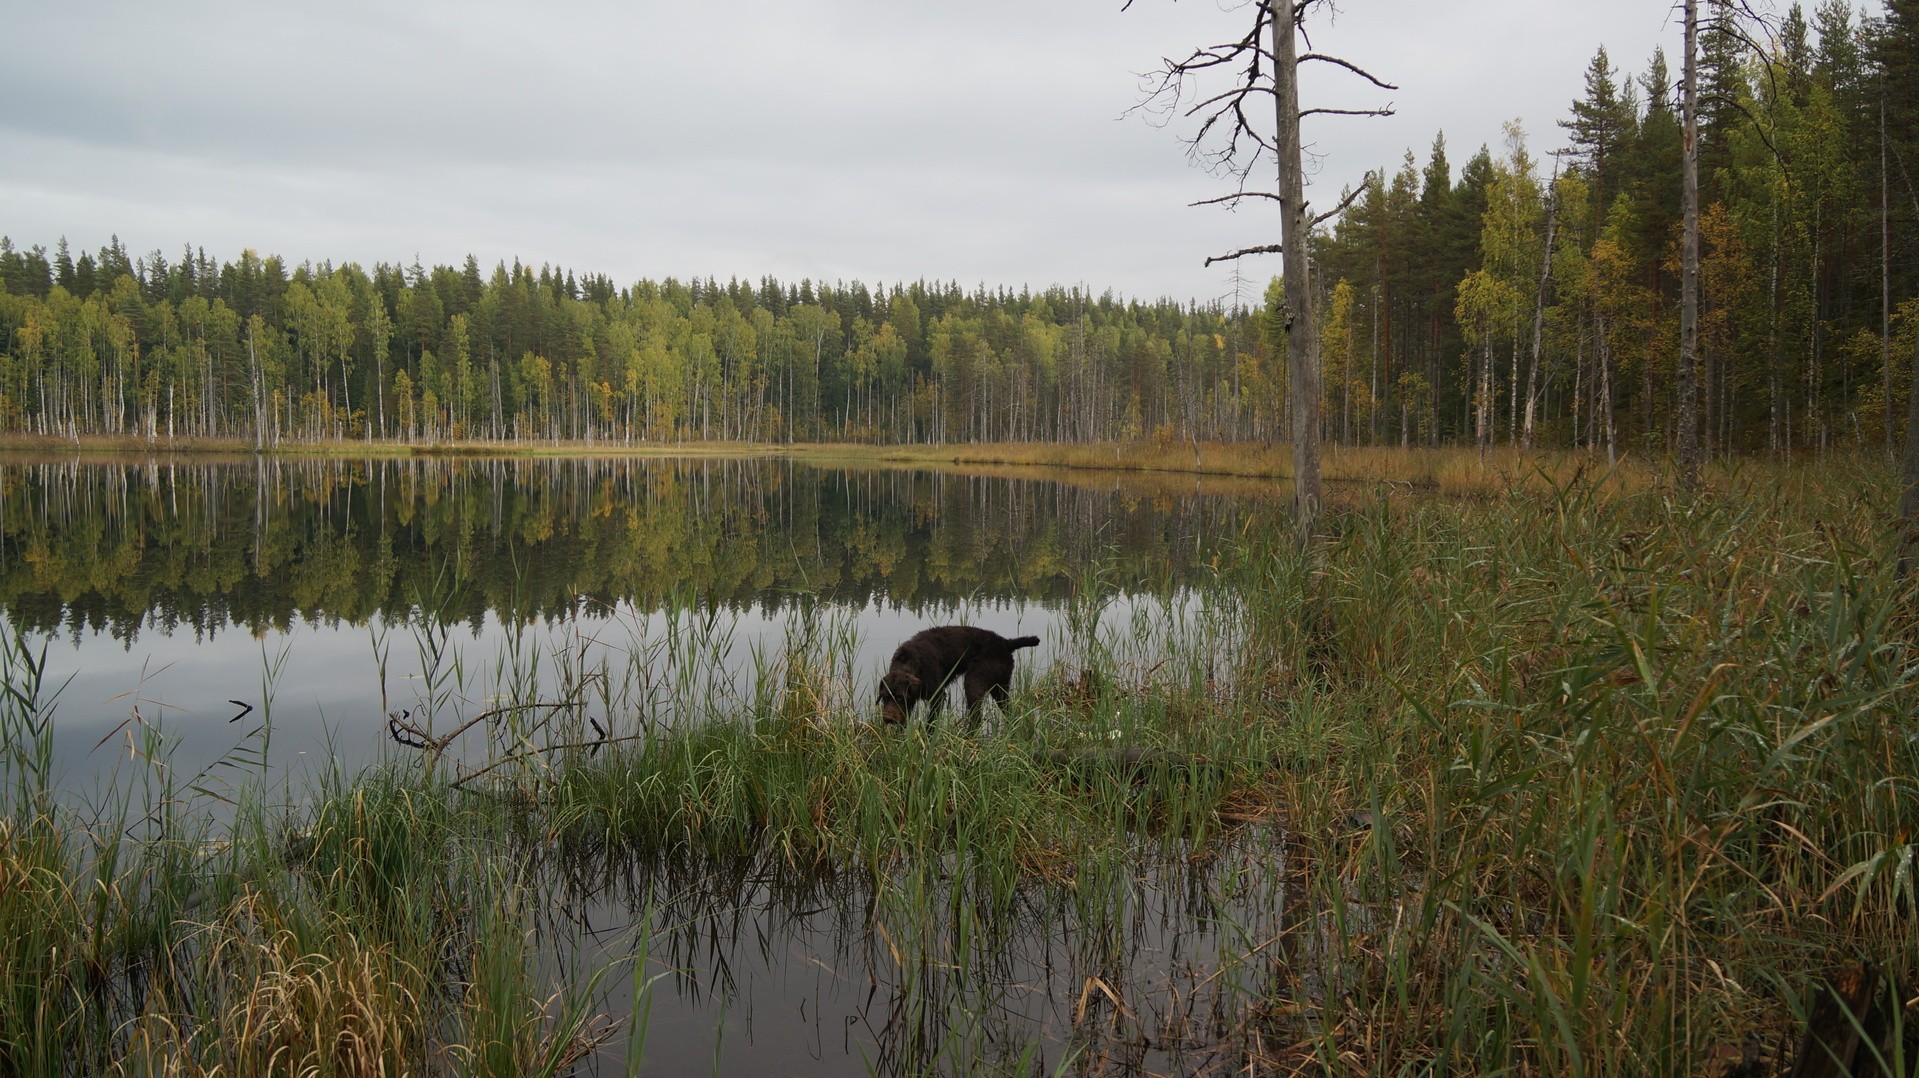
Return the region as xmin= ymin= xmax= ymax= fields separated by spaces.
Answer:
xmin=1301 ymin=106 xmax=1396 ymax=119
xmin=1190 ymin=191 xmax=1285 ymax=208
xmin=451 ymin=734 xmax=649 ymax=790
xmin=1704 ymin=0 xmax=1776 ymax=47
xmin=1154 ymin=26 xmax=1265 ymax=79
xmin=1187 ymin=105 xmax=1269 ymax=180
xmin=1702 ymin=2 xmax=1786 ymax=145
xmin=1703 ymin=91 xmax=1786 ymax=170
xmin=1297 ymin=53 xmax=1399 ymax=91
xmin=1184 ymin=84 xmax=1277 ymax=119
xmin=1311 ymin=174 xmax=1375 ymax=225
xmin=1204 ymin=243 xmax=1285 ymax=267
xmin=387 ymin=675 xmax=606 ymax=773
xmin=1164 ymin=44 xmax=1255 ymax=76
xmin=1128 ymin=0 xmax=1391 ymax=295
xmin=1237 ymin=102 xmax=1273 ymax=150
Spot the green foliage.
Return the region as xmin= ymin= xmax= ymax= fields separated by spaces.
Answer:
xmin=1310 ymin=4 xmax=1915 ymax=457
xmin=0 ymin=243 xmax=1273 ymax=448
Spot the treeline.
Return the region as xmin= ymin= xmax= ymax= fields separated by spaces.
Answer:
xmin=0 ymin=238 xmax=1274 ymax=446
xmin=1313 ymin=0 xmax=1919 ymax=455
xmin=1 ymin=2 xmax=1914 ymax=454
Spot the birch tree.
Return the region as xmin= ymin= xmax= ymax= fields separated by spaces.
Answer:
xmin=1454 ymin=124 xmax=1539 ymax=451
xmin=365 ymin=291 xmax=392 ymax=440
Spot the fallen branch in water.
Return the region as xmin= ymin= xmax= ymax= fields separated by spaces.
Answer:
xmin=449 ymin=733 xmax=647 ymax=791
xmin=388 ymin=672 xmax=608 ymax=776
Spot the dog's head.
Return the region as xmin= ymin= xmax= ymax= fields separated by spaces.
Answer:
xmin=877 ymin=670 xmax=921 ymax=724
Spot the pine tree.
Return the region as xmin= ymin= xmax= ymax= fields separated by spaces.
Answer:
xmin=54 ymin=238 xmax=75 ymax=293
xmin=1562 ymin=49 xmax=1638 ymax=225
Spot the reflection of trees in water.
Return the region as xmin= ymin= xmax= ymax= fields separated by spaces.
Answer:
xmin=0 ymin=457 xmax=1260 ymax=642
xmin=542 ymin=834 xmax=1290 ymax=1075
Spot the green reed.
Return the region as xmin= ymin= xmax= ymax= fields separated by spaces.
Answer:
xmin=0 ymin=615 xmax=620 ymax=1074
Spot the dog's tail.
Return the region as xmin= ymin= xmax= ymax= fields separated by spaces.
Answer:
xmin=1008 ymin=635 xmax=1041 ymax=651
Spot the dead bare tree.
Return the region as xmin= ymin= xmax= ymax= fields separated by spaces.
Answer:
xmin=1129 ymin=0 xmax=1392 ymax=531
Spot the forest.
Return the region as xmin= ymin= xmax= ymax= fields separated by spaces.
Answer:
xmin=0 ymin=1 xmax=1914 ymax=456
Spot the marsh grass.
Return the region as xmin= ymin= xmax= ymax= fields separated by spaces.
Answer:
xmin=5 ymin=457 xmax=1918 ymax=1074
xmin=1238 ymin=463 xmax=1919 ymax=1073
xmin=0 ymin=631 xmax=613 ymax=1076
xmin=834 ymin=439 xmax=1662 ymax=498
xmin=0 ymin=435 xmax=1652 ymax=497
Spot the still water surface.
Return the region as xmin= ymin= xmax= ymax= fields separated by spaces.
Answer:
xmin=0 ymin=455 xmax=1267 ymax=788
xmin=0 ymin=454 xmax=1293 ymax=1074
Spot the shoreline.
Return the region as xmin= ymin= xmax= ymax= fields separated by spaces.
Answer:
xmin=0 ymin=433 xmax=1685 ymax=493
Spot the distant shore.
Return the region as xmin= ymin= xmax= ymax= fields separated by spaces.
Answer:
xmin=0 ymin=433 xmax=1688 ymax=494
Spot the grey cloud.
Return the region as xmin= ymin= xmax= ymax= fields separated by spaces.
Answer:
xmin=3 ymin=0 xmax=1682 ymax=303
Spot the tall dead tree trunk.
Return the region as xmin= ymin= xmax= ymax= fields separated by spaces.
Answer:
xmin=1877 ymin=80 xmax=1919 ymax=567
xmin=1904 ymin=210 xmax=1919 ymax=569
xmin=1679 ymin=0 xmax=1702 ymax=489
xmin=1270 ymin=0 xmax=1321 ymax=527
xmin=1477 ymin=336 xmax=1494 ymax=455
xmin=1598 ymin=313 xmax=1617 ymax=466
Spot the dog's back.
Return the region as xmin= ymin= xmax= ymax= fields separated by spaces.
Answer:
xmin=945 ymin=626 xmax=1039 ymax=658
xmin=890 ymin=626 xmax=1033 ymax=664
xmin=879 ymin=626 xmax=1039 ymax=722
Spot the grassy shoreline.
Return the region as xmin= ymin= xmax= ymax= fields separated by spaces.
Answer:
xmin=0 ymin=431 xmax=1670 ymax=495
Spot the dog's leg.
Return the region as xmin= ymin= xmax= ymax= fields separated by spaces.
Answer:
xmin=987 ymin=678 xmax=1010 ymax=711
xmin=963 ymin=660 xmax=1013 ymax=721
xmin=928 ymin=657 xmax=970 ymax=724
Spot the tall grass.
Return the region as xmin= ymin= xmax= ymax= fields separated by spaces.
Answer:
xmin=529 ymin=460 xmax=1913 ymax=1070
xmin=0 ymin=622 xmax=614 ymax=1075
xmin=1242 ymin=464 xmax=1919 ymax=1073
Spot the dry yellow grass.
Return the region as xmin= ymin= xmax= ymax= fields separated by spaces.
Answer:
xmin=2 ymin=430 xmax=1857 ymax=503
xmin=112 ymin=890 xmax=429 ymax=1078
xmin=836 ymin=439 xmax=1659 ymax=497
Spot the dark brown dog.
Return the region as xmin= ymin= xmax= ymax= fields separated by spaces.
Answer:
xmin=877 ymin=626 xmax=1040 ymax=724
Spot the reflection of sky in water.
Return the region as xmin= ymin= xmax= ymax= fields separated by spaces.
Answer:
xmin=9 ymin=588 xmax=1214 ymax=801
xmin=1 ymin=457 xmax=1250 ymax=806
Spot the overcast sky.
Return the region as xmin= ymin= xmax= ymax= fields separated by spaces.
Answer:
xmin=3 ymin=0 xmax=1692 ymax=306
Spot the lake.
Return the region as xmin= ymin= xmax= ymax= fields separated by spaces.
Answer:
xmin=1 ymin=452 xmax=1297 ymax=1074
xmin=0 ymin=454 xmax=1271 ymax=789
